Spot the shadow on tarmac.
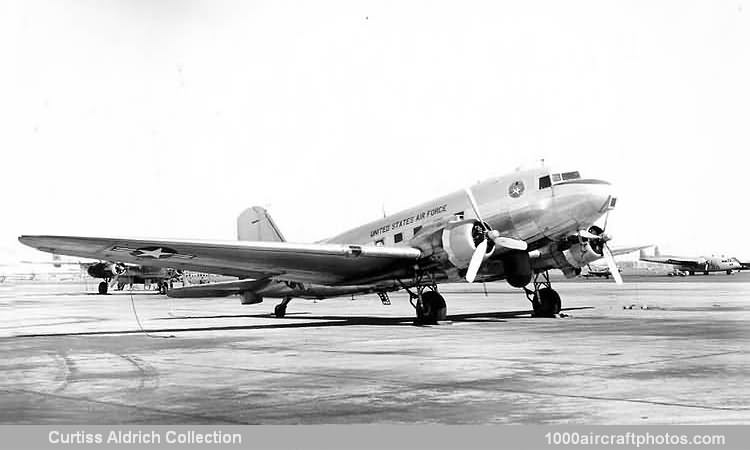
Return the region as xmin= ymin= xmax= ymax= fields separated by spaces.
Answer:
xmin=11 ymin=307 xmax=593 ymax=338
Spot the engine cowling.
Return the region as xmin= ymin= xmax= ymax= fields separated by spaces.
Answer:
xmin=86 ymin=262 xmax=125 ymax=279
xmin=441 ymin=221 xmax=494 ymax=269
xmin=87 ymin=262 xmax=112 ymax=279
xmin=563 ymin=242 xmax=603 ymax=268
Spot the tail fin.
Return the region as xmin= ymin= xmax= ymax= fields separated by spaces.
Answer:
xmin=237 ymin=207 xmax=286 ymax=242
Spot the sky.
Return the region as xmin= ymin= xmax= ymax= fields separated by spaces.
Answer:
xmin=1 ymin=0 xmax=749 ymax=261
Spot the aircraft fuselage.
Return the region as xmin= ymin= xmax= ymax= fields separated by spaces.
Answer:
xmin=254 ymin=166 xmax=616 ymax=299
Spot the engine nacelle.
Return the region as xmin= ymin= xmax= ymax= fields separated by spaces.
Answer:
xmin=87 ymin=262 xmax=112 ymax=279
xmin=240 ymin=291 xmax=263 ymax=305
xmin=441 ymin=221 xmax=494 ymax=269
xmin=563 ymin=242 xmax=603 ymax=268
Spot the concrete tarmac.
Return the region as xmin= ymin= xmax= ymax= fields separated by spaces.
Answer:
xmin=1 ymin=275 xmax=748 ymax=424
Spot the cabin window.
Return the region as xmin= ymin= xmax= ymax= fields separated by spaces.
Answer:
xmin=551 ymin=173 xmax=562 ymax=182
xmin=375 ymin=239 xmax=384 ymax=246
xmin=394 ymin=232 xmax=403 ymax=243
xmin=454 ymin=211 xmax=464 ymax=219
xmin=413 ymin=226 xmax=422 ymax=237
xmin=561 ymin=171 xmax=581 ymax=180
xmin=539 ymin=175 xmax=551 ymax=189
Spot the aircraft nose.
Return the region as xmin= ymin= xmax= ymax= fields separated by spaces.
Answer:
xmin=552 ymin=179 xmax=616 ymax=226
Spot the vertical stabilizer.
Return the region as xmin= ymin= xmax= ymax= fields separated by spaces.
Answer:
xmin=237 ymin=207 xmax=286 ymax=242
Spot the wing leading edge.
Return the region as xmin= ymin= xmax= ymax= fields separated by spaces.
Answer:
xmin=18 ymin=235 xmax=421 ymax=285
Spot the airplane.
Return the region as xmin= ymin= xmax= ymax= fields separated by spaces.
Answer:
xmin=639 ymin=246 xmax=743 ymax=276
xmin=580 ymin=245 xmax=651 ymax=279
xmin=83 ymin=262 xmax=179 ymax=294
xmin=581 ymin=265 xmax=621 ymax=279
xmin=19 ymin=167 xmax=621 ymax=323
xmin=19 ymin=255 xmax=179 ymax=294
xmin=0 ymin=253 xmax=81 ymax=283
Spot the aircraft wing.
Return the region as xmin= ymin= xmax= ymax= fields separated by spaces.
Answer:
xmin=639 ymin=256 xmax=705 ymax=267
xmin=18 ymin=235 xmax=421 ymax=285
xmin=608 ymin=245 xmax=652 ymax=257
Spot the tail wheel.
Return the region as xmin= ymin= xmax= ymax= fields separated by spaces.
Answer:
xmin=532 ymin=287 xmax=560 ymax=317
xmin=417 ymin=291 xmax=447 ymax=324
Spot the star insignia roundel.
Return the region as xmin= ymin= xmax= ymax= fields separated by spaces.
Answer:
xmin=508 ymin=180 xmax=525 ymax=198
xmin=130 ymin=246 xmax=177 ymax=259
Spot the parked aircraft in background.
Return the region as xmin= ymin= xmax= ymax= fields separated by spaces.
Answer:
xmin=84 ymin=262 xmax=179 ymax=294
xmin=582 ymin=265 xmax=621 ymax=279
xmin=580 ymin=245 xmax=650 ymax=279
xmin=20 ymin=166 xmax=621 ymax=322
xmin=0 ymin=253 xmax=81 ymax=283
xmin=21 ymin=255 xmax=179 ymax=294
xmin=639 ymin=246 xmax=743 ymax=275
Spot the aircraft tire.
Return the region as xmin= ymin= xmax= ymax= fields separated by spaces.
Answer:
xmin=533 ymin=287 xmax=560 ymax=317
xmin=417 ymin=291 xmax=447 ymax=324
xmin=98 ymin=281 xmax=108 ymax=295
xmin=274 ymin=304 xmax=287 ymax=318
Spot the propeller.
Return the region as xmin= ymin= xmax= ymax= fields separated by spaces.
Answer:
xmin=464 ymin=187 xmax=528 ymax=283
xmin=582 ymin=211 xmax=622 ymax=285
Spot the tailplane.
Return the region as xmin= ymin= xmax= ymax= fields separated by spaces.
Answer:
xmin=237 ymin=207 xmax=286 ymax=242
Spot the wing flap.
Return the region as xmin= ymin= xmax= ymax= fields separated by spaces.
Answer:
xmin=167 ymin=278 xmax=269 ymax=299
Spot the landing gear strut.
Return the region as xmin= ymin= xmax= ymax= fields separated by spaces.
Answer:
xmin=274 ymin=297 xmax=292 ymax=318
xmin=524 ymin=271 xmax=561 ymax=317
xmin=400 ymin=270 xmax=446 ymax=324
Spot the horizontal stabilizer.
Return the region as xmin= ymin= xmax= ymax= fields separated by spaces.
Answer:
xmin=167 ymin=278 xmax=270 ymax=299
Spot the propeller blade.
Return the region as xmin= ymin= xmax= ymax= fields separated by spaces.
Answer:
xmin=602 ymin=244 xmax=623 ymax=285
xmin=487 ymin=230 xmax=528 ymax=251
xmin=602 ymin=210 xmax=611 ymax=232
xmin=465 ymin=239 xmax=488 ymax=283
xmin=464 ymin=187 xmax=487 ymax=227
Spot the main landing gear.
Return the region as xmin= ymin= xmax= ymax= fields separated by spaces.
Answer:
xmin=274 ymin=297 xmax=292 ymax=318
xmin=98 ymin=281 xmax=109 ymax=295
xmin=524 ymin=270 xmax=561 ymax=318
xmin=400 ymin=271 xmax=447 ymax=325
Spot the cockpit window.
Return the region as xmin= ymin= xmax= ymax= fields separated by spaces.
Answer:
xmin=539 ymin=175 xmax=551 ymax=189
xmin=561 ymin=171 xmax=581 ymax=180
xmin=551 ymin=173 xmax=562 ymax=182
